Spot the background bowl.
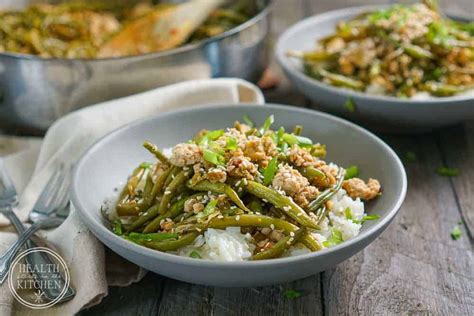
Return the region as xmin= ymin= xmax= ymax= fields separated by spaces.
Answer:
xmin=275 ymin=6 xmax=474 ymax=133
xmin=0 ymin=0 xmax=271 ymax=133
xmin=71 ymin=104 xmax=407 ymax=287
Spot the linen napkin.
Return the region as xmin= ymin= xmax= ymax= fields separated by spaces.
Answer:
xmin=0 ymin=78 xmax=264 ymax=315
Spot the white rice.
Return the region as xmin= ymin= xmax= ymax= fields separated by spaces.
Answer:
xmin=307 ymin=188 xmax=366 ymax=248
xmin=178 ymin=227 xmax=255 ymax=262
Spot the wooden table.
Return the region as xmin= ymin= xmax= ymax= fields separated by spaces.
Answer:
xmin=78 ymin=0 xmax=472 ymax=314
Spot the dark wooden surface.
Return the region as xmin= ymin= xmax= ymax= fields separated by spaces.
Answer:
xmin=82 ymin=1 xmax=474 ymax=315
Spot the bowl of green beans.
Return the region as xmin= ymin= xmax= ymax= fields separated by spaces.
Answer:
xmin=276 ymin=2 xmax=474 ymax=133
xmin=71 ymin=104 xmax=407 ymax=287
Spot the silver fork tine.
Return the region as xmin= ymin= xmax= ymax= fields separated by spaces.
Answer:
xmin=0 ymin=160 xmax=16 ymax=207
xmin=32 ymin=164 xmax=65 ymax=215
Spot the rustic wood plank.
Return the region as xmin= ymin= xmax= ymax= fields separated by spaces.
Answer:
xmin=437 ymin=122 xmax=474 ymax=238
xmin=322 ymin=134 xmax=474 ymax=315
xmin=81 ymin=273 xmax=164 ymax=315
xmin=211 ymin=277 xmax=323 ymax=316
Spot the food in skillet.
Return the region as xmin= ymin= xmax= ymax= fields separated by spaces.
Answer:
xmin=0 ymin=0 xmax=252 ymax=59
xmin=288 ymin=0 xmax=474 ymax=98
xmin=103 ymin=116 xmax=382 ymax=261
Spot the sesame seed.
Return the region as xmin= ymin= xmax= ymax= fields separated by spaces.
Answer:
xmin=270 ymin=224 xmax=275 ymax=230
xmin=290 ymin=232 xmax=295 ymax=237
xmin=262 ymin=199 xmax=268 ymax=203
xmin=235 ymin=215 xmax=241 ymax=221
xmin=164 ymin=190 xmax=171 ymax=195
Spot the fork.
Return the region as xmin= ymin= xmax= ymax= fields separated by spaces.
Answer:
xmin=0 ymin=161 xmax=75 ymax=301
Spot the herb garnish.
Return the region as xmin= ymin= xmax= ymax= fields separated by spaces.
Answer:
xmin=197 ymin=200 xmax=218 ymax=219
xmin=323 ymin=228 xmax=344 ymax=247
xmin=436 ymin=167 xmax=459 ymax=177
xmin=450 ymin=226 xmax=462 ymax=240
xmin=242 ymin=114 xmax=255 ymax=128
xmin=190 ymin=251 xmax=202 ymax=259
xmin=284 ymin=290 xmax=302 ymax=299
xmin=203 ymin=149 xmax=225 ymax=166
xmin=263 ymin=157 xmax=278 ymax=186
xmin=344 ymin=165 xmax=359 ymax=180
xmin=344 ymin=97 xmax=356 ymax=113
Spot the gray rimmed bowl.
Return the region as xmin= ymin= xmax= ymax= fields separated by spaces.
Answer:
xmin=275 ymin=6 xmax=474 ymax=133
xmin=71 ymin=104 xmax=407 ymax=287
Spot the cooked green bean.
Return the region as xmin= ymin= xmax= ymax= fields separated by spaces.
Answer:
xmin=308 ymin=168 xmax=345 ymax=213
xmin=116 ymin=165 xmax=148 ymax=216
xmin=127 ymin=204 xmax=160 ymax=233
xmin=143 ymin=141 xmax=170 ymax=164
xmin=127 ymin=232 xmax=178 ymax=245
xmin=251 ymin=228 xmax=306 ymax=260
xmin=187 ymin=180 xmax=251 ymax=213
xmin=143 ymin=193 xmax=205 ymax=233
xmin=159 ymin=170 xmax=189 ymax=214
xmin=144 ymin=232 xmax=199 ymax=251
xmin=248 ymin=199 xmax=264 ymax=214
xmin=245 ymin=181 xmax=320 ymax=229
xmin=299 ymin=166 xmax=326 ymax=182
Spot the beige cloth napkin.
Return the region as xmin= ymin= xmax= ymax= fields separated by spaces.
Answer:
xmin=0 ymin=78 xmax=264 ymax=315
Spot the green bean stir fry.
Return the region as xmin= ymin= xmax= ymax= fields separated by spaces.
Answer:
xmin=288 ymin=0 xmax=474 ymax=98
xmin=107 ymin=116 xmax=382 ymax=260
xmin=0 ymin=1 xmax=252 ymax=58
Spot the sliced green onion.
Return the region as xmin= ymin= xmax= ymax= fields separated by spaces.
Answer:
xmin=344 ymin=166 xmax=359 ymax=180
xmin=190 ymin=251 xmax=202 ymax=259
xmin=323 ymin=228 xmax=343 ymax=247
xmin=345 ymin=207 xmax=352 ymax=220
xmin=197 ymin=200 xmax=218 ymax=219
xmin=113 ymin=220 xmax=123 ymax=235
xmin=203 ymin=149 xmax=225 ymax=166
xmin=353 ymin=214 xmax=381 ymax=224
xmin=404 ymin=151 xmax=418 ymax=163
xmin=242 ymin=114 xmax=255 ymax=128
xmin=282 ymin=133 xmax=313 ymax=147
xmin=344 ymin=97 xmax=356 ymax=113
xmin=226 ymin=137 xmax=238 ymax=151
xmin=436 ymin=167 xmax=459 ymax=177
xmin=450 ymin=226 xmax=462 ymax=240
xmin=263 ymin=157 xmax=278 ymax=186
xmin=284 ymin=290 xmax=302 ymax=299
xmin=260 ymin=115 xmax=275 ymax=134
xmin=198 ymin=129 xmax=224 ymax=146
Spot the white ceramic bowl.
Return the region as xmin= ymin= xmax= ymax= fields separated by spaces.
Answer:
xmin=276 ymin=6 xmax=474 ymax=133
xmin=71 ymin=104 xmax=407 ymax=287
